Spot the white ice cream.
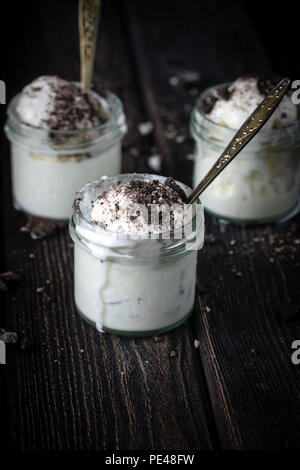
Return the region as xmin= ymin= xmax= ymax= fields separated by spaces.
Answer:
xmin=70 ymin=175 xmax=204 ymax=335
xmin=90 ymin=178 xmax=189 ymax=235
xmin=16 ymin=76 xmax=57 ymax=129
xmin=16 ymin=75 xmax=102 ymax=130
xmin=207 ymin=76 xmax=298 ymax=130
xmin=192 ymin=76 xmax=300 ymax=223
xmin=6 ymin=76 xmax=126 ymax=220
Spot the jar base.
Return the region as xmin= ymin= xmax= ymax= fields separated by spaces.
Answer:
xmin=13 ymin=200 xmax=69 ymax=224
xmin=205 ymin=198 xmax=300 ymax=227
xmin=75 ymin=304 xmax=193 ymax=337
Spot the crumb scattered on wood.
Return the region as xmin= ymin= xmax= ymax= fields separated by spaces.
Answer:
xmin=138 ymin=121 xmax=154 ymax=136
xmin=169 ymin=70 xmax=201 ymax=88
xmin=0 ymin=279 xmax=8 ymax=292
xmin=0 ymin=271 xmax=21 ymax=291
xmin=0 ymin=271 xmax=21 ymax=282
xmin=147 ymin=154 xmax=161 ymax=172
xmin=205 ymin=233 xmax=219 ymax=244
xmin=20 ymin=216 xmax=64 ymax=240
xmin=175 ymin=135 xmax=185 ymax=143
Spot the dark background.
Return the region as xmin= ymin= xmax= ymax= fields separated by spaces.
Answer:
xmin=1 ymin=0 xmax=299 ymax=189
xmin=1 ymin=0 xmax=300 ymax=453
xmin=1 ymin=0 xmax=299 ymax=95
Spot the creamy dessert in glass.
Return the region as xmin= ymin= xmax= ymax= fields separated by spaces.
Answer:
xmin=5 ymin=76 xmax=127 ymax=221
xmin=190 ymin=75 xmax=300 ymax=224
xmin=69 ymin=173 xmax=204 ymax=336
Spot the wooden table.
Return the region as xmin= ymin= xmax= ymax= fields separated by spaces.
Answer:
xmin=1 ymin=0 xmax=300 ymax=450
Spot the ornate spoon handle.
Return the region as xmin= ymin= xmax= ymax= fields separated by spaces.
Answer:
xmin=187 ymin=77 xmax=291 ymax=204
xmin=79 ymin=0 xmax=101 ymax=93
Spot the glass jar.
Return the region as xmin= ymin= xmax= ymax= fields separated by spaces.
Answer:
xmin=69 ymin=174 xmax=204 ymax=336
xmin=4 ymin=89 xmax=127 ymax=221
xmin=190 ymin=84 xmax=300 ymax=225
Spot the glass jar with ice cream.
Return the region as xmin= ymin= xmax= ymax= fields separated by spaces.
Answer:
xmin=190 ymin=75 xmax=300 ymax=224
xmin=69 ymin=174 xmax=204 ymax=336
xmin=5 ymin=76 xmax=127 ymax=221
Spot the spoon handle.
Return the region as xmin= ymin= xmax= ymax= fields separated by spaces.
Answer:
xmin=187 ymin=77 xmax=291 ymax=204
xmin=79 ymin=0 xmax=101 ymax=93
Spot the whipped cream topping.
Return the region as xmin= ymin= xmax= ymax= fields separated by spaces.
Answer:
xmin=16 ymin=76 xmax=104 ymax=131
xmin=91 ymin=177 xmax=189 ymax=235
xmin=201 ymin=75 xmax=298 ymax=130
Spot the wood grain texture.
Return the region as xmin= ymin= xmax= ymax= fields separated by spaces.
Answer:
xmin=1 ymin=0 xmax=300 ymax=451
xmin=195 ymin=221 xmax=300 ymax=449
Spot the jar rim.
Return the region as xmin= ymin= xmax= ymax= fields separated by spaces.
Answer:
xmin=191 ymin=82 xmax=300 ymax=137
xmin=70 ymin=173 xmax=204 ymax=259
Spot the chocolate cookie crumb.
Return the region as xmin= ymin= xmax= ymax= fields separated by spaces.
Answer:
xmin=42 ymin=78 xmax=105 ymax=131
xmin=200 ymin=95 xmax=218 ymax=114
xmin=0 ymin=271 xmax=21 ymax=291
xmin=20 ymin=216 xmax=64 ymax=240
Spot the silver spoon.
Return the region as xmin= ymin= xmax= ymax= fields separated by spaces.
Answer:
xmin=79 ymin=0 xmax=101 ymax=94
xmin=187 ymin=77 xmax=291 ymax=204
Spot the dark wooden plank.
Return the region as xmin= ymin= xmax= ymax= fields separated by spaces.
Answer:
xmin=123 ymin=0 xmax=300 ymax=449
xmin=1 ymin=0 xmax=216 ymax=450
xmin=121 ymin=3 xmax=175 ymax=175
xmin=195 ymin=220 xmax=300 ymax=449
